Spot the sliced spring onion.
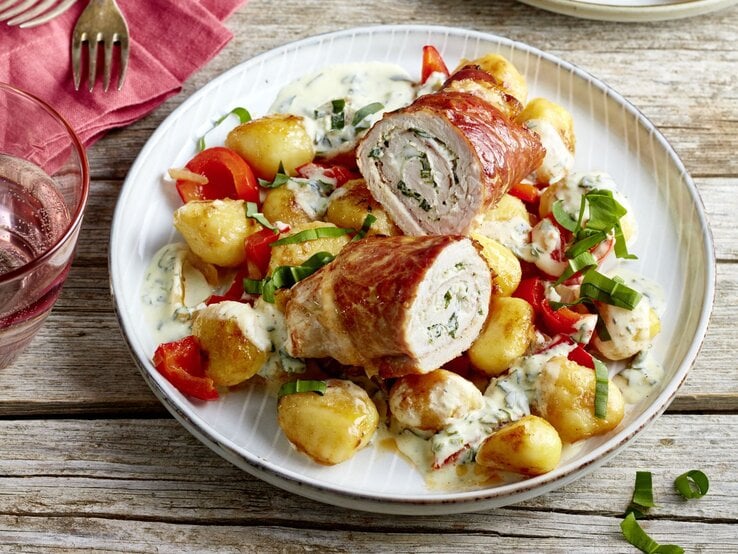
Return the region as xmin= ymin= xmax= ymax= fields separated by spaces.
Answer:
xmin=278 ymin=379 xmax=327 ymax=399
xmin=271 ymin=226 xmax=351 ymax=247
xmin=627 ymin=471 xmax=656 ymax=518
xmin=243 ymin=251 xmax=335 ymax=303
xmin=566 ymin=229 xmax=608 ymax=259
xmin=593 ymin=357 xmax=609 ymax=419
xmin=352 ymin=213 xmax=377 ymax=241
xmin=580 ymin=270 xmax=642 ymax=310
xmin=197 ymin=107 xmax=252 ymax=151
xmin=620 ymin=513 xmax=684 ymax=554
xmin=584 ymin=189 xmax=627 ymax=231
xmin=552 ymin=200 xmax=578 ymax=232
xmin=613 ymin=221 xmax=637 ymax=260
xmin=259 ymin=162 xmax=291 ymax=189
xmin=674 ymin=470 xmax=709 ymax=499
xmin=331 ymin=99 xmax=346 ymax=113
xmin=352 ymin=102 xmax=384 ymax=126
xmin=555 ymin=250 xmax=598 ymax=286
xmin=245 ymin=202 xmax=279 ymax=233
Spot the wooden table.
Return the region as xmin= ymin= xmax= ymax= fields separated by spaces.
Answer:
xmin=2 ymin=1 xmax=736 ymax=551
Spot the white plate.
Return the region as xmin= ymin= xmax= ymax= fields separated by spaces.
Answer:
xmin=110 ymin=25 xmax=714 ymax=515
xmin=518 ymin=0 xmax=737 ymax=21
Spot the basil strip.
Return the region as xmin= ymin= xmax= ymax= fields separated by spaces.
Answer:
xmin=620 ymin=513 xmax=684 ymax=554
xmin=278 ymin=379 xmax=327 ymax=399
xmin=627 ymin=471 xmax=656 ymax=518
xmin=552 ymin=200 xmax=578 ymax=232
xmin=555 ymin=251 xmax=598 ymax=286
xmin=352 ymin=102 xmax=384 ymax=126
xmin=352 ymin=213 xmax=377 ymax=241
xmin=197 ymin=107 xmax=252 ymax=151
xmin=259 ymin=162 xmax=291 ymax=189
xmin=271 ymin=226 xmax=351 ymax=247
xmin=580 ymin=270 xmax=642 ymax=310
xmin=245 ymin=202 xmax=279 ymax=233
xmin=593 ymin=357 xmax=609 ymax=419
xmin=566 ymin=229 xmax=607 ymax=258
xmin=243 ymin=251 xmax=335 ymax=303
xmin=674 ymin=470 xmax=709 ymax=499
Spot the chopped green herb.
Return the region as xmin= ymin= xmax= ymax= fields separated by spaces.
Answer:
xmin=555 ymin=251 xmax=598 ymax=286
xmin=674 ymin=470 xmax=709 ymax=499
xmin=552 ymin=199 xmax=578 ymax=232
xmin=197 ymin=107 xmax=251 ymax=151
xmin=331 ymin=99 xmax=345 ymax=113
xmin=258 ymin=162 xmax=291 ymax=188
xmin=352 ymin=102 xmax=384 ymax=126
xmin=245 ymin=202 xmax=279 ymax=233
xmin=368 ymin=147 xmax=383 ymax=159
xmin=243 ymin=251 xmax=334 ymax=303
xmin=581 ymin=271 xmax=643 ymax=310
xmin=271 ymin=226 xmax=351 ymax=247
xmin=593 ymin=357 xmax=609 ymax=419
xmin=278 ymin=379 xmax=327 ymax=399
xmin=397 ymin=181 xmax=432 ymax=212
xmin=620 ymin=513 xmax=684 ymax=554
xmin=627 ymin=471 xmax=656 ymax=518
xmin=444 ymin=290 xmax=452 ymax=309
xmin=352 ymin=213 xmax=377 ymax=241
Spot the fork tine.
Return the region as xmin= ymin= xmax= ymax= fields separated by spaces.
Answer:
xmin=102 ymin=36 xmax=114 ymax=92
xmin=87 ymin=35 xmax=99 ymax=92
xmin=18 ymin=0 xmax=75 ymax=28
xmin=117 ymin=34 xmax=129 ymax=91
xmin=0 ymin=0 xmax=21 ymax=13
xmin=0 ymin=0 xmax=36 ymax=21
xmin=71 ymin=30 xmax=84 ymax=90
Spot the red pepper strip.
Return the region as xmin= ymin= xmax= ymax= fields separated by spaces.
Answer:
xmin=296 ymin=162 xmax=358 ymax=187
xmin=433 ymin=443 xmax=471 ymax=470
xmin=541 ymin=335 xmax=596 ymax=369
xmin=176 ymin=146 xmax=259 ymax=204
xmin=421 ymin=45 xmax=450 ymax=83
xmin=514 ymin=277 xmax=587 ymax=336
xmin=153 ymin=336 xmax=218 ymax=400
xmin=245 ymin=228 xmax=280 ymax=279
xmin=508 ymin=182 xmax=540 ymax=204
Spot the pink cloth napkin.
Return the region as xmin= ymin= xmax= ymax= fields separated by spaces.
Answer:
xmin=0 ymin=0 xmax=246 ymax=148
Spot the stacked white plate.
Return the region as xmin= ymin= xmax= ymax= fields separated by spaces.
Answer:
xmin=519 ymin=0 xmax=737 ymax=21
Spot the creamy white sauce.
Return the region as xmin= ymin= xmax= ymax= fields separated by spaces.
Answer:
xmin=475 ymin=215 xmax=532 ymax=258
xmin=141 ymin=243 xmax=212 ymax=344
xmin=270 ymin=62 xmax=417 ymax=157
xmin=614 ymin=349 xmax=665 ymax=404
xmin=285 ymin=177 xmax=331 ymax=220
xmin=254 ymin=298 xmax=306 ymax=378
xmin=525 ymin=119 xmax=574 ymax=185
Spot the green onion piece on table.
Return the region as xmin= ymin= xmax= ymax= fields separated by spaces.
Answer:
xmin=593 ymin=357 xmax=610 ymax=419
xmin=197 ymin=107 xmax=252 ymax=151
xmin=620 ymin=513 xmax=684 ymax=554
xmin=627 ymin=471 xmax=656 ymax=518
xmin=278 ymin=379 xmax=327 ymax=399
xmin=245 ymin=202 xmax=279 ymax=233
xmin=674 ymin=470 xmax=709 ymax=499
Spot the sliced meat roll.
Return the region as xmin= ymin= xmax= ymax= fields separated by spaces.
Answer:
xmin=356 ymin=91 xmax=544 ymax=236
xmin=284 ymin=235 xmax=492 ymax=378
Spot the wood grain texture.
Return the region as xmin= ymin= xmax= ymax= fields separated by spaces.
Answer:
xmin=1 ymin=0 xmax=736 ymax=550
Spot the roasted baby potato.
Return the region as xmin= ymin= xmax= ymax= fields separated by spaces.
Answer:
xmin=456 ymin=53 xmax=528 ymax=107
xmin=518 ymin=97 xmax=575 ymax=154
xmin=225 ymin=114 xmax=315 ymax=180
xmin=483 ymin=193 xmax=529 ymax=224
xmin=261 ymin=184 xmax=315 ymax=227
xmin=389 ymin=369 xmax=483 ymax=432
xmin=468 ymin=297 xmax=535 ymax=376
xmin=277 ymin=379 xmax=379 ymax=465
xmin=326 ymin=179 xmax=401 ymax=237
xmin=173 ymin=199 xmax=261 ymax=267
xmin=192 ymin=301 xmax=269 ymax=387
xmin=476 ymin=415 xmax=562 ymax=476
xmin=470 ymin=233 xmax=521 ymax=297
xmin=593 ymin=302 xmax=661 ymax=361
xmin=534 ymin=356 xmax=625 ymax=443
xmin=268 ymin=221 xmax=350 ymax=275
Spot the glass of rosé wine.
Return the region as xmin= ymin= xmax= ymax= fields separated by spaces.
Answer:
xmin=0 ymin=83 xmax=89 ymax=368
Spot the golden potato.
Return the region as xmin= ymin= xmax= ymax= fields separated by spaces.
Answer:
xmin=534 ymin=356 xmax=625 ymax=443
xmin=484 ymin=193 xmax=529 ymax=223
xmin=518 ymin=97 xmax=575 ymax=153
xmin=261 ymin=185 xmax=314 ymax=227
xmin=389 ymin=369 xmax=483 ymax=432
xmin=470 ymin=233 xmax=521 ymax=297
xmin=225 ymin=114 xmax=315 ymax=180
xmin=277 ymin=379 xmax=379 ymax=465
xmin=468 ymin=297 xmax=535 ymax=376
xmin=192 ymin=301 xmax=270 ymax=387
xmin=476 ymin=415 xmax=562 ymax=476
xmin=593 ymin=302 xmax=661 ymax=361
xmin=173 ymin=199 xmax=261 ymax=267
xmin=326 ymin=179 xmax=401 ymax=237
xmin=268 ymin=221 xmax=350 ymax=275
xmin=456 ymin=53 xmax=528 ymax=107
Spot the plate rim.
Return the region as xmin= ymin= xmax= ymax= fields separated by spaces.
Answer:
xmin=109 ymin=23 xmax=716 ymax=514
xmin=517 ymin=0 xmax=738 ymax=21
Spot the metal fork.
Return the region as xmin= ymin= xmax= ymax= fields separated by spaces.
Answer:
xmin=0 ymin=0 xmax=77 ymax=28
xmin=71 ymin=0 xmax=129 ymax=92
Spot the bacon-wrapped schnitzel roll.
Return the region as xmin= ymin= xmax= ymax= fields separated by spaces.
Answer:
xmin=356 ymin=91 xmax=544 ymax=236
xmin=284 ymin=235 xmax=492 ymax=378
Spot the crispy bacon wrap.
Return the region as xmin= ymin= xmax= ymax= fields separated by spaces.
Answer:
xmin=356 ymin=71 xmax=544 ymax=236
xmin=284 ymin=235 xmax=492 ymax=378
